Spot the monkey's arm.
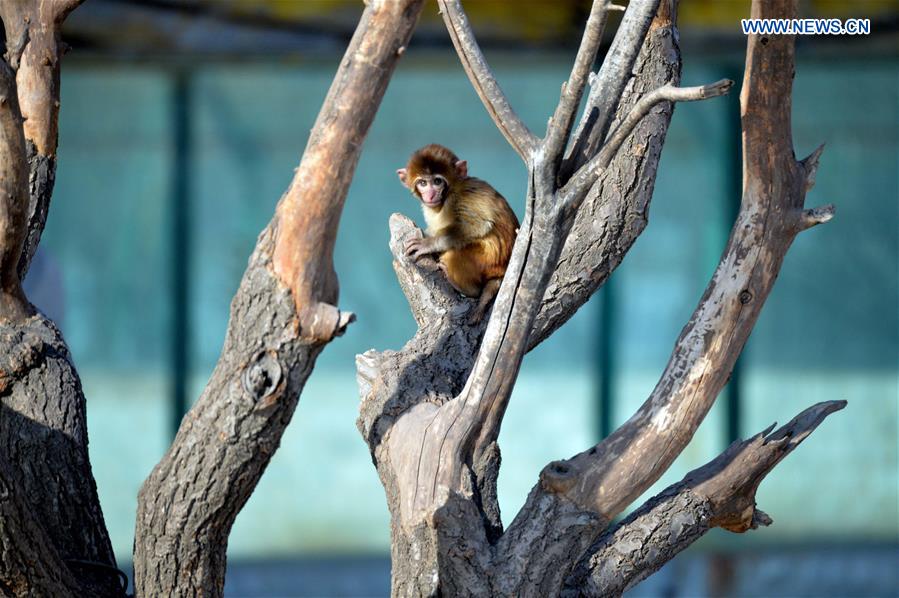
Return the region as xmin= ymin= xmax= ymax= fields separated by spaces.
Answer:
xmin=404 ymin=219 xmax=492 ymax=261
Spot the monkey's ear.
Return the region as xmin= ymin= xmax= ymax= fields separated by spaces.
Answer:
xmin=397 ymin=168 xmax=408 ymax=185
xmin=455 ymin=160 xmax=468 ymax=178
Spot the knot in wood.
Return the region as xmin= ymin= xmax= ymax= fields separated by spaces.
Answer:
xmin=0 ymin=329 xmax=45 ymax=395
xmin=739 ymin=289 xmax=753 ymax=304
xmin=540 ymin=459 xmax=578 ymax=494
xmin=242 ymin=351 xmax=282 ymax=402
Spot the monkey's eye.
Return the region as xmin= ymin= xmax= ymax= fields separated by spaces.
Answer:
xmin=434 ymin=178 xmax=445 ymax=187
xmin=416 ymin=179 xmax=428 ymax=188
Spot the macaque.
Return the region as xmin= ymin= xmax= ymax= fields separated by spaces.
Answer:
xmin=397 ymin=144 xmax=519 ymax=322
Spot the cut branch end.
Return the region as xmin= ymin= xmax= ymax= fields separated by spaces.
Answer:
xmin=799 ymin=204 xmax=835 ymax=231
xmin=299 ymin=302 xmax=356 ymax=343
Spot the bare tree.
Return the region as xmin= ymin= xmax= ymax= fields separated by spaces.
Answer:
xmin=355 ymin=0 xmax=842 ymax=595
xmin=0 ymin=0 xmax=425 ymax=596
xmin=0 ymin=0 xmax=843 ymax=596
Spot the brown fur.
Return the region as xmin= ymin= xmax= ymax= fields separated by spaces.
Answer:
xmin=399 ymin=144 xmax=518 ymax=319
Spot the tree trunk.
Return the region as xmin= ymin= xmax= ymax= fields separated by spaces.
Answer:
xmin=359 ymin=0 xmax=841 ymax=595
xmin=132 ymin=1 xmax=425 ymax=596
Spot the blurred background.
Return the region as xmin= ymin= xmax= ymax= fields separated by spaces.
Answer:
xmin=21 ymin=0 xmax=897 ymax=596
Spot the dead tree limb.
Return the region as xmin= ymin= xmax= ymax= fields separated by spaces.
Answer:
xmin=530 ymin=0 xmax=681 ymax=347
xmin=0 ymin=51 xmax=28 ymax=321
xmin=359 ymin=0 xmax=839 ymax=595
xmin=439 ymin=0 xmax=537 ymax=160
xmin=564 ymin=401 xmax=847 ymax=597
xmin=132 ymin=1 xmax=425 ymax=596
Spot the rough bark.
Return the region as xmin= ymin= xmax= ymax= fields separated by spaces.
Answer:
xmin=0 ymin=316 xmax=122 ymax=597
xmin=0 ymin=459 xmax=83 ymax=598
xmin=133 ymin=1 xmax=425 ymax=596
xmin=18 ymin=140 xmax=56 ymax=280
xmin=358 ymin=0 xmax=680 ymax=478
xmin=357 ymin=0 xmax=705 ymax=594
xmin=540 ymin=0 xmax=833 ymax=524
xmin=359 ymin=0 xmax=839 ymax=596
xmin=0 ymin=4 xmax=122 ymax=594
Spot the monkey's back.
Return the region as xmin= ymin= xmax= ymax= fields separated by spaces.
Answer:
xmin=441 ymin=177 xmax=519 ymax=295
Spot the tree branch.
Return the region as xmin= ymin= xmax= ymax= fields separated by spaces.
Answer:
xmin=0 ymin=1 xmax=81 ymax=279
xmin=561 ymin=0 xmax=661 ymax=182
xmin=529 ymin=0 xmax=681 ymax=348
xmin=565 ymin=401 xmax=846 ymax=597
xmin=390 ymin=9 xmax=730 ymax=527
xmin=437 ymin=0 xmax=538 ymax=162
xmin=0 ymin=5 xmax=122 ymax=596
xmin=0 ymin=53 xmax=28 ymax=321
xmin=800 ymin=203 xmax=835 ymax=230
xmin=360 ymin=0 xmax=836 ymax=594
xmin=561 ymin=78 xmax=733 ymax=207
xmin=134 ymin=2 xmax=425 ymax=595
xmin=543 ymin=0 xmax=612 ymax=165
xmin=357 ymin=3 xmax=689 ymax=591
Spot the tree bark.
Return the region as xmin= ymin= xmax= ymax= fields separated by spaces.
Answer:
xmin=0 ymin=3 xmax=124 ymax=595
xmin=355 ymin=0 xmax=696 ymax=594
xmin=133 ymin=1 xmax=425 ymax=596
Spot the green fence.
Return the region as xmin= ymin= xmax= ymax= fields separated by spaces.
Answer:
xmin=28 ymin=52 xmax=897 ymax=562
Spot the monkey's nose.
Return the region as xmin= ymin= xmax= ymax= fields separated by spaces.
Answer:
xmin=422 ymin=187 xmax=440 ymax=204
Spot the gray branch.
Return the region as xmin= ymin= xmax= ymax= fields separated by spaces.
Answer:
xmin=437 ymin=0 xmax=538 ymax=161
xmin=561 ymin=0 xmax=661 ymax=182
xmin=561 ymin=78 xmax=733 ymax=207
xmin=565 ymin=401 xmax=846 ymax=597
xmin=133 ymin=1 xmax=425 ymax=595
xmin=543 ymin=1 xmax=612 ymax=164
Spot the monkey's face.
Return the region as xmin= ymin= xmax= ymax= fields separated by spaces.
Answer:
xmin=412 ymin=174 xmax=448 ymax=208
xmin=397 ymin=168 xmax=449 ymax=209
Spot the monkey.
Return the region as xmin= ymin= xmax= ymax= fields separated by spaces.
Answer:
xmin=397 ymin=144 xmax=518 ymax=322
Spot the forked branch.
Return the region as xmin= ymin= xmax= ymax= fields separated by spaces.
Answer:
xmin=562 ymin=78 xmax=733 ymax=205
xmin=382 ymin=0 xmax=729 ymax=528
xmin=361 ymin=0 xmax=839 ymax=595
xmin=0 ymin=0 xmax=84 ymax=279
xmin=566 ymin=401 xmax=846 ymax=597
xmin=536 ymin=0 xmax=829 ymax=526
xmin=0 ymin=5 xmax=123 ymax=596
xmin=544 ymin=0 xmax=612 ymax=163
xmin=561 ymin=0 xmax=661 ymax=181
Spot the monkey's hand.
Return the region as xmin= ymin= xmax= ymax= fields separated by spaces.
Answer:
xmin=404 ymin=236 xmax=441 ymax=262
